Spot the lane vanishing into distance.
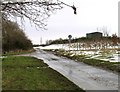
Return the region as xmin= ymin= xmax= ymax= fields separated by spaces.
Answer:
xmin=23 ymin=48 xmax=118 ymax=90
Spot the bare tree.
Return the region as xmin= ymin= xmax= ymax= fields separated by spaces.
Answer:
xmin=1 ymin=0 xmax=77 ymax=30
xmin=112 ymin=33 xmax=118 ymax=49
xmin=101 ymin=26 xmax=110 ymax=37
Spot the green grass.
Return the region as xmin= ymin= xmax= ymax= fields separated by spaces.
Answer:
xmin=2 ymin=56 xmax=84 ymax=91
xmin=2 ymin=49 xmax=35 ymax=56
xmin=81 ymin=59 xmax=120 ymax=73
xmin=46 ymin=49 xmax=120 ymax=74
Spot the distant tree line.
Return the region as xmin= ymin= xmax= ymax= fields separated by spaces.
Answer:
xmin=2 ymin=20 xmax=33 ymax=52
xmin=49 ymin=36 xmax=120 ymax=46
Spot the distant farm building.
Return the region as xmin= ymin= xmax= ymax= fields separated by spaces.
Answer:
xmin=86 ymin=32 xmax=103 ymax=39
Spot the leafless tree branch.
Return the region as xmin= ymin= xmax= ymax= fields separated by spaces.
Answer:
xmin=1 ymin=0 xmax=76 ymax=30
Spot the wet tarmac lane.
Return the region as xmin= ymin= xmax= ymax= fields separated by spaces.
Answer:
xmin=29 ymin=49 xmax=118 ymax=90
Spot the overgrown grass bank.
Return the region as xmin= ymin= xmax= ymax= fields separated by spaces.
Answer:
xmin=45 ymin=49 xmax=120 ymax=74
xmin=2 ymin=56 xmax=84 ymax=91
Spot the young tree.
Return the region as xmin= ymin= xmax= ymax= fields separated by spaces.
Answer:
xmin=112 ymin=33 xmax=118 ymax=49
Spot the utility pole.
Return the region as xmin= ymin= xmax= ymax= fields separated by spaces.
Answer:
xmin=40 ymin=37 xmax=42 ymax=45
xmin=68 ymin=35 xmax=72 ymax=53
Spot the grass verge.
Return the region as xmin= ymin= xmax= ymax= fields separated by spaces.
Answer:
xmin=2 ymin=56 xmax=84 ymax=91
xmin=45 ymin=49 xmax=120 ymax=74
xmin=2 ymin=49 xmax=35 ymax=56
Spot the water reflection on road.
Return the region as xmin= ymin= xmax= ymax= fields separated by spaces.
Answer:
xmin=30 ymin=48 xmax=118 ymax=90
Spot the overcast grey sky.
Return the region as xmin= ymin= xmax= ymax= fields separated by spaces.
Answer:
xmin=22 ymin=0 xmax=119 ymax=44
